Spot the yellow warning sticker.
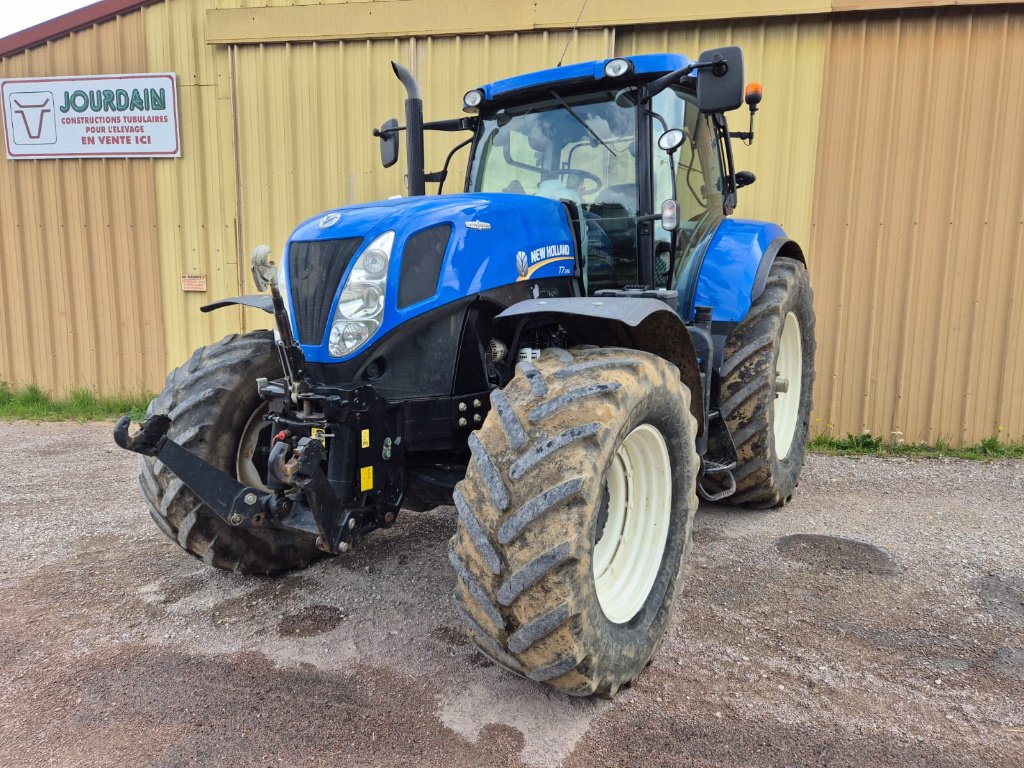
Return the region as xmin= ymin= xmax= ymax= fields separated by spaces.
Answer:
xmin=310 ymin=427 xmax=326 ymax=446
xmin=360 ymin=466 xmax=374 ymax=491
xmin=361 ymin=429 xmax=370 ymax=448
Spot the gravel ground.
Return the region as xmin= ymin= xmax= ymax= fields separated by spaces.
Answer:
xmin=0 ymin=421 xmax=1021 ymax=767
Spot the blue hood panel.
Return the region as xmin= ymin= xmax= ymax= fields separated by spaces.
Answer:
xmin=284 ymin=193 xmax=577 ymax=363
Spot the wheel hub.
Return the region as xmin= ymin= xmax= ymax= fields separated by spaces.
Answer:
xmin=773 ymin=311 xmax=803 ymax=460
xmin=593 ymin=423 xmax=672 ymax=624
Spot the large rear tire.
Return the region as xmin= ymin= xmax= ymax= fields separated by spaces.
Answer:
xmin=139 ymin=331 xmax=324 ymax=575
xmin=450 ymin=347 xmax=700 ymax=697
xmin=719 ymin=258 xmax=816 ymax=508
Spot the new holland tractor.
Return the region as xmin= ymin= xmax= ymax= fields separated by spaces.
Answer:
xmin=115 ymin=48 xmax=815 ymax=697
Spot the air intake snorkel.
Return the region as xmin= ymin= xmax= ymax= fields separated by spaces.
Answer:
xmin=390 ymin=61 xmax=425 ymax=197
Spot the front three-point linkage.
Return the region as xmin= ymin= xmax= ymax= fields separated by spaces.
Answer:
xmin=114 ymin=413 xmax=351 ymax=553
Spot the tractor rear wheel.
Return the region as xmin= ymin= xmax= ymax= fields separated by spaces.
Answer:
xmin=139 ymin=331 xmax=324 ymax=575
xmin=719 ymin=258 xmax=816 ymax=508
xmin=450 ymin=347 xmax=700 ymax=696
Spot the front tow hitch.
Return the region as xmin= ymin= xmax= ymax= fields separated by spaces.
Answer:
xmin=114 ymin=413 xmax=370 ymax=559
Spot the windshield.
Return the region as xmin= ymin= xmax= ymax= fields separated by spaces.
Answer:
xmin=469 ymin=90 xmax=639 ymax=290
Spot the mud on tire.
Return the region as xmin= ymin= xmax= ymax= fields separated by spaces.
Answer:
xmin=139 ymin=331 xmax=324 ymax=575
xmin=450 ymin=347 xmax=700 ymax=696
xmin=719 ymin=258 xmax=816 ymax=508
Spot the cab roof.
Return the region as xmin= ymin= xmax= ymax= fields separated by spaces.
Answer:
xmin=477 ymin=53 xmax=690 ymax=101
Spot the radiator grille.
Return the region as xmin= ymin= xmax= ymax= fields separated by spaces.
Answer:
xmin=288 ymin=238 xmax=363 ymax=344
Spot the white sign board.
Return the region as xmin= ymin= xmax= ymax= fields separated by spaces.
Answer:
xmin=1 ymin=73 xmax=180 ymax=159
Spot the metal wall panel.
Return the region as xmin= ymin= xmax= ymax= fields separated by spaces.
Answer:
xmin=615 ymin=18 xmax=828 ymax=250
xmin=810 ymin=7 xmax=1024 ymax=443
xmin=229 ymin=16 xmax=824 ymax=292
xmin=230 ymin=28 xmax=614 ymax=266
xmin=142 ymin=0 xmax=249 ymax=368
xmin=0 ymin=10 xmax=167 ymax=394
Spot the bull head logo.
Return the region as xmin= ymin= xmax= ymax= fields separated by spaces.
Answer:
xmin=9 ymin=92 xmax=55 ymax=144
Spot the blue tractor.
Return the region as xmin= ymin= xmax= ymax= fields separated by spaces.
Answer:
xmin=116 ymin=47 xmax=815 ymax=697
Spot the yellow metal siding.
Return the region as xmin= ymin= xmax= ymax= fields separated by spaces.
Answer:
xmin=142 ymin=0 xmax=247 ymax=369
xmin=228 ymin=16 xmax=823 ymax=292
xmin=0 ymin=10 xmax=166 ymax=394
xmin=230 ymin=29 xmax=614 ymax=264
xmin=3 ymin=0 xmax=1021 ymax=448
xmin=616 ymin=19 xmax=828 ymax=249
xmin=810 ymin=6 xmax=1024 ymax=443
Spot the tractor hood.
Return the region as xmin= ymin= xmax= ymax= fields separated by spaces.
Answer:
xmin=282 ymin=193 xmax=578 ymax=363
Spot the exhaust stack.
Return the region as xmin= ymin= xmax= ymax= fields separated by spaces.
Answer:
xmin=390 ymin=61 xmax=425 ymax=197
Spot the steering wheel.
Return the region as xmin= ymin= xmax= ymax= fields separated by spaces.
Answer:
xmin=558 ymin=168 xmax=603 ymax=197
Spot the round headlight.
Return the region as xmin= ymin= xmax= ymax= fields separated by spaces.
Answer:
xmin=463 ymin=89 xmax=483 ymax=113
xmin=604 ymin=58 xmax=632 ymax=78
xmin=360 ymin=284 xmax=384 ymax=312
xmin=330 ymin=321 xmax=373 ymax=356
xmin=362 ymin=248 xmax=389 ymax=278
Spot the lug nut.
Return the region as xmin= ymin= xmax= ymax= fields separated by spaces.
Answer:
xmin=458 ymin=417 xmax=468 ymax=427
xmin=348 ymin=518 xmax=356 ymax=530
xmin=339 ymin=542 xmax=350 ymax=553
xmin=472 ymin=398 xmax=482 ymax=409
xmin=244 ymin=492 xmax=257 ymax=506
xmin=473 ymin=414 xmax=482 ymax=423
xmin=458 ymin=402 xmax=468 ymax=412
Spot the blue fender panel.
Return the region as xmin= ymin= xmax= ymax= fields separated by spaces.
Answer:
xmin=690 ymin=219 xmax=788 ymax=323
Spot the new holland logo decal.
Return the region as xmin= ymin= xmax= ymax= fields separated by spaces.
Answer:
xmin=516 ymin=243 xmax=573 ymax=281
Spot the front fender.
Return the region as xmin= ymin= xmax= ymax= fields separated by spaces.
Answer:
xmin=199 ymin=294 xmax=273 ymax=314
xmin=496 ymin=297 xmax=704 ymax=435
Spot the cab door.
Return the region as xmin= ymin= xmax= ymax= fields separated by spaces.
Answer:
xmin=649 ymin=87 xmax=726 ymax=307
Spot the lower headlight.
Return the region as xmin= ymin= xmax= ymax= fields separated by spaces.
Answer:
xmin=328 ymin=230 xmax=394 ymax=357
xmin=329 ymin=320 xmax=375 ymax=355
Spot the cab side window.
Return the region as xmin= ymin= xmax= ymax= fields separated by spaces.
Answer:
xmin=650 ymin=88 xmax=725 ymax=287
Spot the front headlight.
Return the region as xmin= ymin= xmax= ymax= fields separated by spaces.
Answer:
xmin=328 ymin=230 xmax=394 ymax=357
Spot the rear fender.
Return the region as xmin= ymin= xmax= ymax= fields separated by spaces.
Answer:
xmin=496 ymin=297 xmax=704 ymax=435
xmin=691 ymin=219 xmax=807 ymax=323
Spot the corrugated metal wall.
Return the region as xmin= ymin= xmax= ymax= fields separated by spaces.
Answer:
xmin=810 ymin=6 xmax=1024 ymax=442
xmin=231 ymin=29 xmax=615 ymax=265
xmin=0 ymin=10 xmax=166 ymax=394
xmin=143 ymin=0 xmax=248 ymax=368
xmin=2 ymin=0 xmax=1021 ymax=444
xmin=616 ymin=18 xmax=828 ymax=250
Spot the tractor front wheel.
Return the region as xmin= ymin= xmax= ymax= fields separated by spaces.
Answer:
xmin=139 ymin=331 xmax=325 ymax=575
xmin=450 ymin=347 xmax=700 ymax=696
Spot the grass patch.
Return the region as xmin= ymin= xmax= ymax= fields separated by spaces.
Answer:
xmin=808 ymin=431 xmax=1024 ymax=461
xmin=1 ymin=381 xmax=1020 ymax=462
xmin=0 ymin=382 xmax=152 ymax=422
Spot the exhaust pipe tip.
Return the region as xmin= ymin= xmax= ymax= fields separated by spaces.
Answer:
xmin=390 ymin=60 xmax=425 ymax=196
xmin=390 ymin=60 xmax=422 ymax=100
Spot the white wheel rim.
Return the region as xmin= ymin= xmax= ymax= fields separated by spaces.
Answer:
xmin=236 ymin=402 xmax=271 ymax=492
xmin=773 ymin=311 xmax=803 ymax=460
xmin=593 ymin=424 xmax=672 ymax=624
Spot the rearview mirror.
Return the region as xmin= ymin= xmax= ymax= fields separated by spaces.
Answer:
xmin=657 ymin=128 xmax=687 ymax=153
xmin=696 ymin=46 xmax=744 ymax=113
xmin=378 ymin=118 xmax=400 ymax=168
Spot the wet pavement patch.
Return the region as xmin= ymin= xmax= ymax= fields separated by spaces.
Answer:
xmin=975 ymin=573 xmax=1024 ymax=622
xmin=278 ymin=604 xmax=345 ymax=637
xmin=776 ymin=534 xmax=902 ymax=575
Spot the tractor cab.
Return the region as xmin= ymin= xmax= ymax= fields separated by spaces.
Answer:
xmin=464 ymin=54 xmax=732 ymax=300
